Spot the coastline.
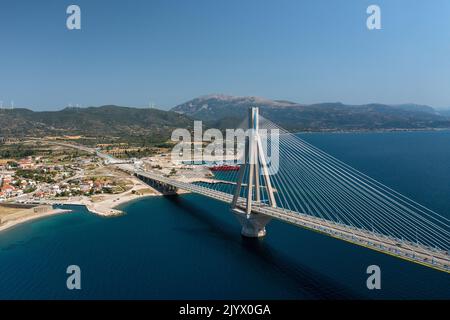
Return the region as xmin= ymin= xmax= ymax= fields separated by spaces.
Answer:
xmin=85 ymin=190 xmax=161 ymax=216
xmin=297 ymin=127 xmax=450 ymax=135
xmin=0 ymin=175 xmax=165 ymax=233
xmin=0 ymin=208 xmax=72 ymax=233
xmin=83 ymin=176 xmax=163 ymax=216
xmin=0 ymin=193 xmax=160 ymax=234
xmin=48 ymin=177 xmax=164 ymax=217
xmin=0 ymin=193 xmax=161 ymax=234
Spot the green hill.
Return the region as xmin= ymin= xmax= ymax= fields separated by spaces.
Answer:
xmin=0 ymin=105 xmax=193 ymax=143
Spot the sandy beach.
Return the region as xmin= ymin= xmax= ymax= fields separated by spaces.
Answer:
xmin=85 ymin=188 xmax=160 ymax=216
xmin=0 ymin=189 xmax=156 ymax=234
xmin=84 ymin=176 xmax=163 ymax=216
xmin=0 ymin=170 xmax=190 ymax=232
xmin=0 ymin=191 xmax=157 ymax=233
xmin=44 ymin=176 xmax=164 ymax=217
xmin=0 ymin=208 xmax=72 ymax=233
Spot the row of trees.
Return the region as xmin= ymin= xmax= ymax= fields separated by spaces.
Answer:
xmin=14 ymin=169 xmax=56 ymax=183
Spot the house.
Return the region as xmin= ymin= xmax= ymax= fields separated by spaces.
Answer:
xmin=80 ymin=184 xmax=91 ymax=192
xmin=1 ymin=184 xmax=16 ymax=196
xmin=18 ymin=157 xmax=35 ymax=169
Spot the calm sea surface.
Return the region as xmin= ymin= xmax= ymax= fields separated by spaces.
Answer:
xmin=0 ymin=131 xmax=449 ymax=299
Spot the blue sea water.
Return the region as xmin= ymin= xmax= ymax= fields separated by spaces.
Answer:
xmin=0 ymin=131 xmax=449 ymax=299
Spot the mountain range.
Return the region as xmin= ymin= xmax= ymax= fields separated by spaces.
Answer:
xmin=1 ymin=95 xmax=450 ymax=144
xmin=171 ymin=94 xmax=450 ymax=132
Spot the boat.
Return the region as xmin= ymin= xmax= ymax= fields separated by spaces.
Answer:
xmin=209 ymin=165 xmax=240 ymax=172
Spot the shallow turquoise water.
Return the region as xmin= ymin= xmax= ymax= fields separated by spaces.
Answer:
xmin=0 ymin=131 xmax=449 ymax=299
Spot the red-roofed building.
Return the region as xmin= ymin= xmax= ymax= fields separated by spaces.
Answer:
xmin=18 ymin=157 xmax=35 ymax=169
xmin=1 ymin=184 xmax=16 ymax=196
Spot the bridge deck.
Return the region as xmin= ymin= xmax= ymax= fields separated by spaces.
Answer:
xmin=136 ymin=170 xmax=450 ymax=274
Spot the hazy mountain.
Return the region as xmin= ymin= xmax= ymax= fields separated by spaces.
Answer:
xmin=0 ymin=106 xmax=193 ymax=142
xmin=391 ymin=103 xmax=437 ymax=114
xmin=172 ymin=94 xmax=298 ymax=121
xmin=172 ymin=95 xmax=450 ymax=131
xmin=437 ymin=108 xmax=450 ymax=117
xmin=1 ymin=98 xmax=449 ymax=144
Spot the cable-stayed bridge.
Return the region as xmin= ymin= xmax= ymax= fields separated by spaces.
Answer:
xmin=133 ymin=107 xmax=449 ymax=273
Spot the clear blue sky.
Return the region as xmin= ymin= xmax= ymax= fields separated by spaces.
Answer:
xmin=1 ymin=0 xmax=450 ymax=110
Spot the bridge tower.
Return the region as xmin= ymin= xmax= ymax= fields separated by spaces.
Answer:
xmin=231 ymin=107 xmax=277 ymax=237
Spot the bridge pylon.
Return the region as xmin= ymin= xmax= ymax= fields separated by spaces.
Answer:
xmin=231 ymin=107 xmax=277 ymax=237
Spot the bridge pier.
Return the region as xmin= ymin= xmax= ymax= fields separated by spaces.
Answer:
xmin=232 ymin=208 xmax=272 ymax=238
xmin=230 ymin=107 xmax=276 ymax=238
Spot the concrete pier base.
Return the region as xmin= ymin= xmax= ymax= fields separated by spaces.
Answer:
xmin=232 ymin=208 xmax=272 ymax=238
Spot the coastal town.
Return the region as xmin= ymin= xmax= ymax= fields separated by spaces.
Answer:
xmin=0 ymin=138 xmax=164 ymax=231
xmin=0 ymin=137 xmax=236 ymax=232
